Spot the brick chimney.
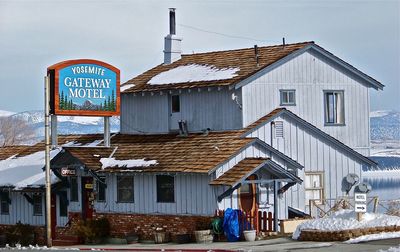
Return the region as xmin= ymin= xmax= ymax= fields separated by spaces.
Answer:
xmin=164 ymin=8 xmax=182 ymax=64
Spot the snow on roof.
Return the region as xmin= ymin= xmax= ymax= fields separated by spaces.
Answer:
xmin=0 ymin=148 xmax=61 ymax=190
xmin=121 ymin=84 xmax=135 ymax=92
xmin=147 ymin=64 xmax=240 ymax=85
xmin=292 ymin=209 xmax=400 ymax=240
xmin=100 ymin=157 xmax=158 ymax=169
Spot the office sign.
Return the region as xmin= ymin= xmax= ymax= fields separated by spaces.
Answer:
xmin=47 ymin=59 xmax=120 ymax=116
xmin=61 ymin=167 xmax=76 ymax=176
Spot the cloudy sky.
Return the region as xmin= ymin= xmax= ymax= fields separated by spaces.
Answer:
xmin=0 ymin=0 xmax=399 ymax=112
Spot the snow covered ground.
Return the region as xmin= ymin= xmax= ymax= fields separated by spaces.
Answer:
xmin=292 ymin=210 xmax=400 ymax=241
xmin=378 ymin=245 xmax=400 ymax=252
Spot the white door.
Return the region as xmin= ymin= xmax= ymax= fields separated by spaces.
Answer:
xmin=169 ymin=95 xmax=181 ymax=131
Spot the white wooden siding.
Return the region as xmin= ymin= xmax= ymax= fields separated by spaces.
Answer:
xmin=0 ymin=192 xmax=45 ymax=226
xmin=244 ymin=114 xmax=364 ymax=212
xmin=241 ymin=50 xmax=370 ymax=155
xmin=93 ymin=173 xmax=216 ymax=216
xmin=121 ymin=88 xmax=242 ymax=134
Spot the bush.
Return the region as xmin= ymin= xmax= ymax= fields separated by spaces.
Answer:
xmin=387 ymin=201 xmax=400 ymax=217
xmin=6 ymin=222 xmax=35 ymax=246
xmin=75 ymin=218 xmax=110 ymax=243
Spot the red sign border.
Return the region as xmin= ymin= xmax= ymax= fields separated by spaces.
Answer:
xmin=47 ymin=59 xmax=120 ymax=117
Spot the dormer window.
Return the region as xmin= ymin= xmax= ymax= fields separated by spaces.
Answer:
xmin=280 ymin=90 xmax=296 ymax=106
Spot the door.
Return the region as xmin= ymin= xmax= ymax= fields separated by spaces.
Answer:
xmin=169 ymin=95 xmax=181 ymax=131
xmin=81 ymin=177 xmax=94 ymax=220
xmin=50 ymin=194 xmax=57 ymax=239
xmin=239 ymin=174 xmax=258 ymax=230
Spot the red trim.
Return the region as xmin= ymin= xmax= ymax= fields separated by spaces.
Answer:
xmin=47 ymin=59 xmax=120 ymax=117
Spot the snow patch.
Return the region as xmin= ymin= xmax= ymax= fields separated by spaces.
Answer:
xmin=292 ymin=209 xmax=400 ymax=240
xmin=0 ymin=110 xmax=15 ymax=117
xmin=344 ymin=231 xmax=400 ymax=244
xmin=370 ymin=110 xmax=391 ymax=118
xmin=100 ymin=157 xmax=158 ymax=169
xmin=148 ymin=64 xmax=240 ymax=85
xmin=378 ymin=245 xmax=400 ymax=252
xmin=121 ymin=83 xmax=135 ymax=92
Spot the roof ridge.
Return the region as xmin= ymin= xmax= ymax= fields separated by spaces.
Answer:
xmin=181 ymin=41 xmax=315 ymax=57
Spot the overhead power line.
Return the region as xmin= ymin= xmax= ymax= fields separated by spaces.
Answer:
xmin=178 ymin=23 xmax=272 ymax=43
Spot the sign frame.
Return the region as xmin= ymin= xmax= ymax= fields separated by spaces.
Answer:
xmin=47 ymin=59 xmax=120 ymax=117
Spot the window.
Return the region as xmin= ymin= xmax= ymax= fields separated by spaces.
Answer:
xmin=0 ymin=191 xmax=9 ymax=215
xmin=33 ymin=194 xmax=42 ymax=216
xmin=96 ymin=177 xmax=106 ymax=202
xmin=324 ymin=91 xmax=345 ymax=125
xmin=117 ymin=176 xmax=134 ymax=203
xmin=59 ymin=191 xmax=68 ymax=217
xmin=156 ymin=175 xmax=175 ymax=203
xmin=305 ymin=172 xmax=324 ymax=205
xmin=171 ymin=95 xmax=180 ymax=113
xmin=280 ymin=90 xmax=296 ymax=106
xmin=70 ymin=177 xmax=78 ymax=202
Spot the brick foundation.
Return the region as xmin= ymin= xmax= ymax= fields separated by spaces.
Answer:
xmin=299 ymin=225 xmax=400 ymax=241
xmin=94 ymin=212 xmax=213 ymax=241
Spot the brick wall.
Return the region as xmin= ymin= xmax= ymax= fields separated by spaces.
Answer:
xmin=94 ymin=212 xmax=213 ymax=240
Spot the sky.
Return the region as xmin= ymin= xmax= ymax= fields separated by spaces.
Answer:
xmin=0 ymin=0 xmax=399 ymax=113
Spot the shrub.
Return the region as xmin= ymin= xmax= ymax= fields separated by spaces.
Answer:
xmin=6 ymin=222 xmax=35 ymax=246
xmin=75 ymin=218 xmax=110 ymax=243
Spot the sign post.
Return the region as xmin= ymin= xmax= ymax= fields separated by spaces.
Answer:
xmin=44 ymin=76 xmax=52 ymax=247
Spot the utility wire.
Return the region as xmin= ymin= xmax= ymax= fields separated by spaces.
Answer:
xmin=178 ymin=23 xmax=272 ymax=43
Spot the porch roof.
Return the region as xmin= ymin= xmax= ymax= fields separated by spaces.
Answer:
xmin=209 ymin=157 xmax=302 ymax=187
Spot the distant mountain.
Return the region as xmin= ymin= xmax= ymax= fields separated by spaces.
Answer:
xmin=370 ymin=110 xmax=400 ymax=141
xmin=1 ymin=110 xmax=120 ymax=142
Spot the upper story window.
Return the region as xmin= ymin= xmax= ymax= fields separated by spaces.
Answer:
xmin=171 ymin=95 xmax=180 ymax=113
xmin=280 ymin=89 xmax=296 ymax=106
xmin=117 ymin=176 xmax=134 ymax=203
xmin=157 ymin=175 xmax=175 ymax=203
xmin=70 ymin=177 xmax=78 ymax=202
xmin=324 ymin=91 xmax=345 ymax=125
xmin=96 ymin=177 xmax=106 ymax=202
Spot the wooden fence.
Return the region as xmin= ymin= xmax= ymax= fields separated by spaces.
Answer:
xmin=215 ymin=209 xmax=274 ymax=233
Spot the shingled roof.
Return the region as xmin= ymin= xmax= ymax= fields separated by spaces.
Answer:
xmin=121 ymin=42 xmax=313 ymax=93
xmin=62 ymin=132 xmax=256 ymax=174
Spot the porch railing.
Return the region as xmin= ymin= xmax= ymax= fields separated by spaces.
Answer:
xmin=215 ymin=209 xmax=274 ymax=233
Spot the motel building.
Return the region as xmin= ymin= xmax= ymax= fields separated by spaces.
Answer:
xmin=0 ymin=9 xmax=383 ymax=245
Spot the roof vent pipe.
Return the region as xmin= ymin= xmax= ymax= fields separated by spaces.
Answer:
xmin=282 ymin=37 xmax=286 ymax=48
xmin=169 ymin=8 xmax=176 ymax=35
xmin=254 ymin=44 xmax=259 ymax=67
xmin=164 ymin=8 xmax=182 ymax=64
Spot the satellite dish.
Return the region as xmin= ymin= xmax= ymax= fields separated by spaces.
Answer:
xmin=345 ymin=173 xmax=359 ymax=185
xmin=355 ymin=182 xmax=372 ymax=193
xmin=342 ymin=173 xmax=360 ymax=195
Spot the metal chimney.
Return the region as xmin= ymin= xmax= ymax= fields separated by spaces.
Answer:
xmin=164 ymin=8 xmax=182 ymax=64
xmin=169 ymin=8 xmax=176 ymax=35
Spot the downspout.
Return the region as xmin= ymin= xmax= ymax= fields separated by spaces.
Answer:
xmin=273 ymin=180 xmax=279 ymax=232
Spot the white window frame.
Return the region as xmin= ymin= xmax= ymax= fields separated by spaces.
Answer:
xmin=280 ymin=89 xmax=296 ymax=106
xmin=324 ymin=90 xmax=345 ymax=126
xmin=305 ymin=172 xmax=324 ymax=205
